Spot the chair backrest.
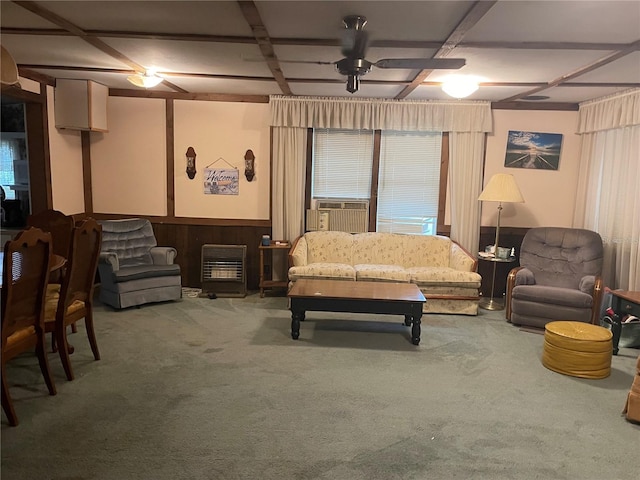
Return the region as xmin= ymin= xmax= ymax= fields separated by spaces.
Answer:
xmin=1 ymin=228 xmax=52 ymax=346
xmin=99 ymin=218 xmax=157 ymax=266
xmin=57 ymin=218 xmax=102 ymax=312
xmin=27 ymin=209 xmax=74 ymax=258
xmin=520 ymin=227 xmax=604 ymax=289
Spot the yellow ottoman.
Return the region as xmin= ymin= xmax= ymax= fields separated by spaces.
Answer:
xmin=542 ymin=321 xmax=613 ymax=379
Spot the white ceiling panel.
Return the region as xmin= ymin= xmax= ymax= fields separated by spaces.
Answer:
xmin=573 ymin=52 xmax=640 ymax=83
xmin=0 ymin=1 xmax=60 ymax=28
xmin=441 ymin=48 xmax=614 ymax=83
xmin=258 ymin=1 xmax=475 ymax=41
xmin=102 ymin=38 xmax=273 ymax=77
xmin=37 ymin=1 xmax=252 ymax=36
xmin=1 ymin=34 xmax=130 ymax=69
xmin=408 ymin=85 xmax=532 ymax=102
xmin=466 ymin=1 xmax=640 ymax=43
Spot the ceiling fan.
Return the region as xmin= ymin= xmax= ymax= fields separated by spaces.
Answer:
xmin=285 ymin=15 xmax=466 ymax=94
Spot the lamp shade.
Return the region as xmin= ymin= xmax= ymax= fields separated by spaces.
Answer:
xmin=479 ymin=173 xmax=525 ymax=203
xmin=1 ymin=45 xmax=20 ymax=86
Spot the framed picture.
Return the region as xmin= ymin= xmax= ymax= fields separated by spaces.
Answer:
xmin=504 ymin=130 xmax=563 ymax=170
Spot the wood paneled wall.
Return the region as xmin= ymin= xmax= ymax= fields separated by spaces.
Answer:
xmin=152 ymin=223 xmax=271 ymax=291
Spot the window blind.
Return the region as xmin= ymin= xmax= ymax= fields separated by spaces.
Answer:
xmin=312 ymin=129 xmax=374 ymax=200
xmin=377 ymin=131 xmax=442 ymax=235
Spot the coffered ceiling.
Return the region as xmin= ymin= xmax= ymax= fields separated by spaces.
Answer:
xmin=1 ymin=0 xmax=639 ymax=107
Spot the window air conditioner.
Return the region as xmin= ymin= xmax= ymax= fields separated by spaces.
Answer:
xmin=306 ymin=199 xmax=369 ymax=233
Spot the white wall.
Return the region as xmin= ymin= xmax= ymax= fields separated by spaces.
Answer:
xmin=90 ymin=96 xmax=167 ymax=216
xmin=47 ymin=85 xmax=85 ymax=215
xmin=482 ymin=109 xmax=581 ymax=228
xmin=173 ymin=100 xmax=270 ymax=219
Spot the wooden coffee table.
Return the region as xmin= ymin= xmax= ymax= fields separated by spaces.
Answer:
xmin=287 ymin=279 xmax=426 ymax=345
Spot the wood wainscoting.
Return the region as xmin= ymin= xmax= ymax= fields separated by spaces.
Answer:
xmin=84 ymin=214 xmax=272 ymax=292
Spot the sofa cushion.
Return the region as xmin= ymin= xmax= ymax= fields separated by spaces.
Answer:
xmin=288 ymin=263 xmax=356 ymax=281
xmin=407 ymin=266 xmax=481 ymax=288
xmin=354 ymin=264 xmax=410 ymax=282
xmin=401 ymin=235 xmax=452 ymax=268
xmin=352 ymin=233 xmax=406 ymax=266
xmin=304 ymin=231 xmax=354 ymax=264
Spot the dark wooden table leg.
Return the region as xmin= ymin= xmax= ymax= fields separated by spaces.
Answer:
xmin=291 ymin=310 xmax=303 ymax=339
xmin=411 ymin=313 xmax=422 ymax=345
xmin=404 ymin=315 xmax=412 ymax=326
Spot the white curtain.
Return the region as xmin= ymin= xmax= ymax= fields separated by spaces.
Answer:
xmin=449 ymin=132 xmax=486 ymax=253
xmin=269 ymin=95 xmax=492 ymax=251
xmin=271 ymin=126 xmax=307 ymax=244
xmin=574 ymin=89 xmax=640 ymax=290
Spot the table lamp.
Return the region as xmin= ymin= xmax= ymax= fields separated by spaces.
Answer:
xmin=479 ymin=173 xmax=525 ymax=309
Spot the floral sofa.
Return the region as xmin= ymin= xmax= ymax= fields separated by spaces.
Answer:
xmin=288 ymin=231 xmax=481 ymax=315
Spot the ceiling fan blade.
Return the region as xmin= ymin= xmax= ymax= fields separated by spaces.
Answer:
xmin=374 ymin=58 xmax=466 ymax=70
xmin=279 ymin=59 xmax=335 ymax=65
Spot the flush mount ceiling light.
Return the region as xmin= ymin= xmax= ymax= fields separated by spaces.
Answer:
xmin=441 ymin=75 xmax=479 ymax=99
xmin=127 ymin=71 xmax=163 ymax=88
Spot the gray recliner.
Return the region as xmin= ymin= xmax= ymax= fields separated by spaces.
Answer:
xmin=97 ymin=218 xmax=182 ymax=309
xmin=506 ymin=227 xmax=604 ymax=329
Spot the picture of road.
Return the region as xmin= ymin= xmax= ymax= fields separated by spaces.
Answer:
xmin=504 ymin=130 xmax=563 ymax=170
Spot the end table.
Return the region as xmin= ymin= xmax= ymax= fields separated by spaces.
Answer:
xmin=478 ymin=253 xmax=516 ymax=310
xmin=259 ymin=241 xmax=290 ymax=297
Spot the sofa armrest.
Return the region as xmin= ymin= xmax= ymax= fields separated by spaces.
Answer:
xmin=289 ymin=235 xmax=308 ymax=267
xmin=150 ymin=246 xmax=177 ymax=265
xmin=449 ymin=241 xmax=476 ymax=272
xmin=99 ymin=251 xmax=119 ymax=271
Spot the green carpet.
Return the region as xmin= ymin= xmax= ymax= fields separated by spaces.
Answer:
xmin=1 ymin=294 xmax=638 ymax=479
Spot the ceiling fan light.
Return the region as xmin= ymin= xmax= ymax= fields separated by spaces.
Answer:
xmin=441 ymin=76 xmax=479 ymax=99
xmin=127 ymin=72 xmax=163 ymax=88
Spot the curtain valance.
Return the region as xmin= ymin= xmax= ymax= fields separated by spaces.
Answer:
xmin=577 ymin=88 xmax=640 ymax=134
xmin=270 ymin=95 xmax=492 ymax=132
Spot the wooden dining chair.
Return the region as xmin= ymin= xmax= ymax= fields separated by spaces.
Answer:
xmin=44 ymin=218 xmax=102 ymax=381
xmin=1 ymin=228 xmax=57 ymax=427
xmin=26 ymin=209 xmax=74 ymax=261
xmin=27 ymin=209 xmax=82 ymax=337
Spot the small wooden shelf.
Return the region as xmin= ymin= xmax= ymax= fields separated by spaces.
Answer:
xmin=258 ymin=241 xmax=290 ymax=297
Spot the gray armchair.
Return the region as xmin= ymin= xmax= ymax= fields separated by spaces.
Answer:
xmin=97 ymin=218 xmax=182 ymax=309
xmin=506 ymin=227 xmax=604 ymax=329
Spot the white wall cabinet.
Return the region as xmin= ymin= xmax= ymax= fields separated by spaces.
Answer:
xmin=54 ymin=79 xmax=108 ymax=131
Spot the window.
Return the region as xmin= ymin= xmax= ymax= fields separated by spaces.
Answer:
xmin=312 ymin=129 xmax=374 ymax=200
xmin=377 ymin=131 xmax=442 ymax=235
xmin=309 ymin=128 xmax=444 ymax=235
xmin=0 ymin=137 xmax=22 ymax=200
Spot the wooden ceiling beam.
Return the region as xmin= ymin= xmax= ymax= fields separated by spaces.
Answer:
xmin=237 ymin=1 xmax=291 ymax=95
xmin=395 ymin=0 xmax=498 ymax=99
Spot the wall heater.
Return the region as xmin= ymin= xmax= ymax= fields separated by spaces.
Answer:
xmin=201 ymin=244 xmax=247 ymax=297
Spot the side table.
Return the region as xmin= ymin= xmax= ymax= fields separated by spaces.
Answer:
xmin=608 ymin=290 xmax=640 ymax=354
xmin=478 ymin=253 xmax=516 ymax=310
xmin=259 ymin=241 xmax=290 ymax=298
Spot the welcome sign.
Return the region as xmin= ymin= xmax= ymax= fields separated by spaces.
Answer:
xmin=204 ymin=168 xmax=239 ymax=195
